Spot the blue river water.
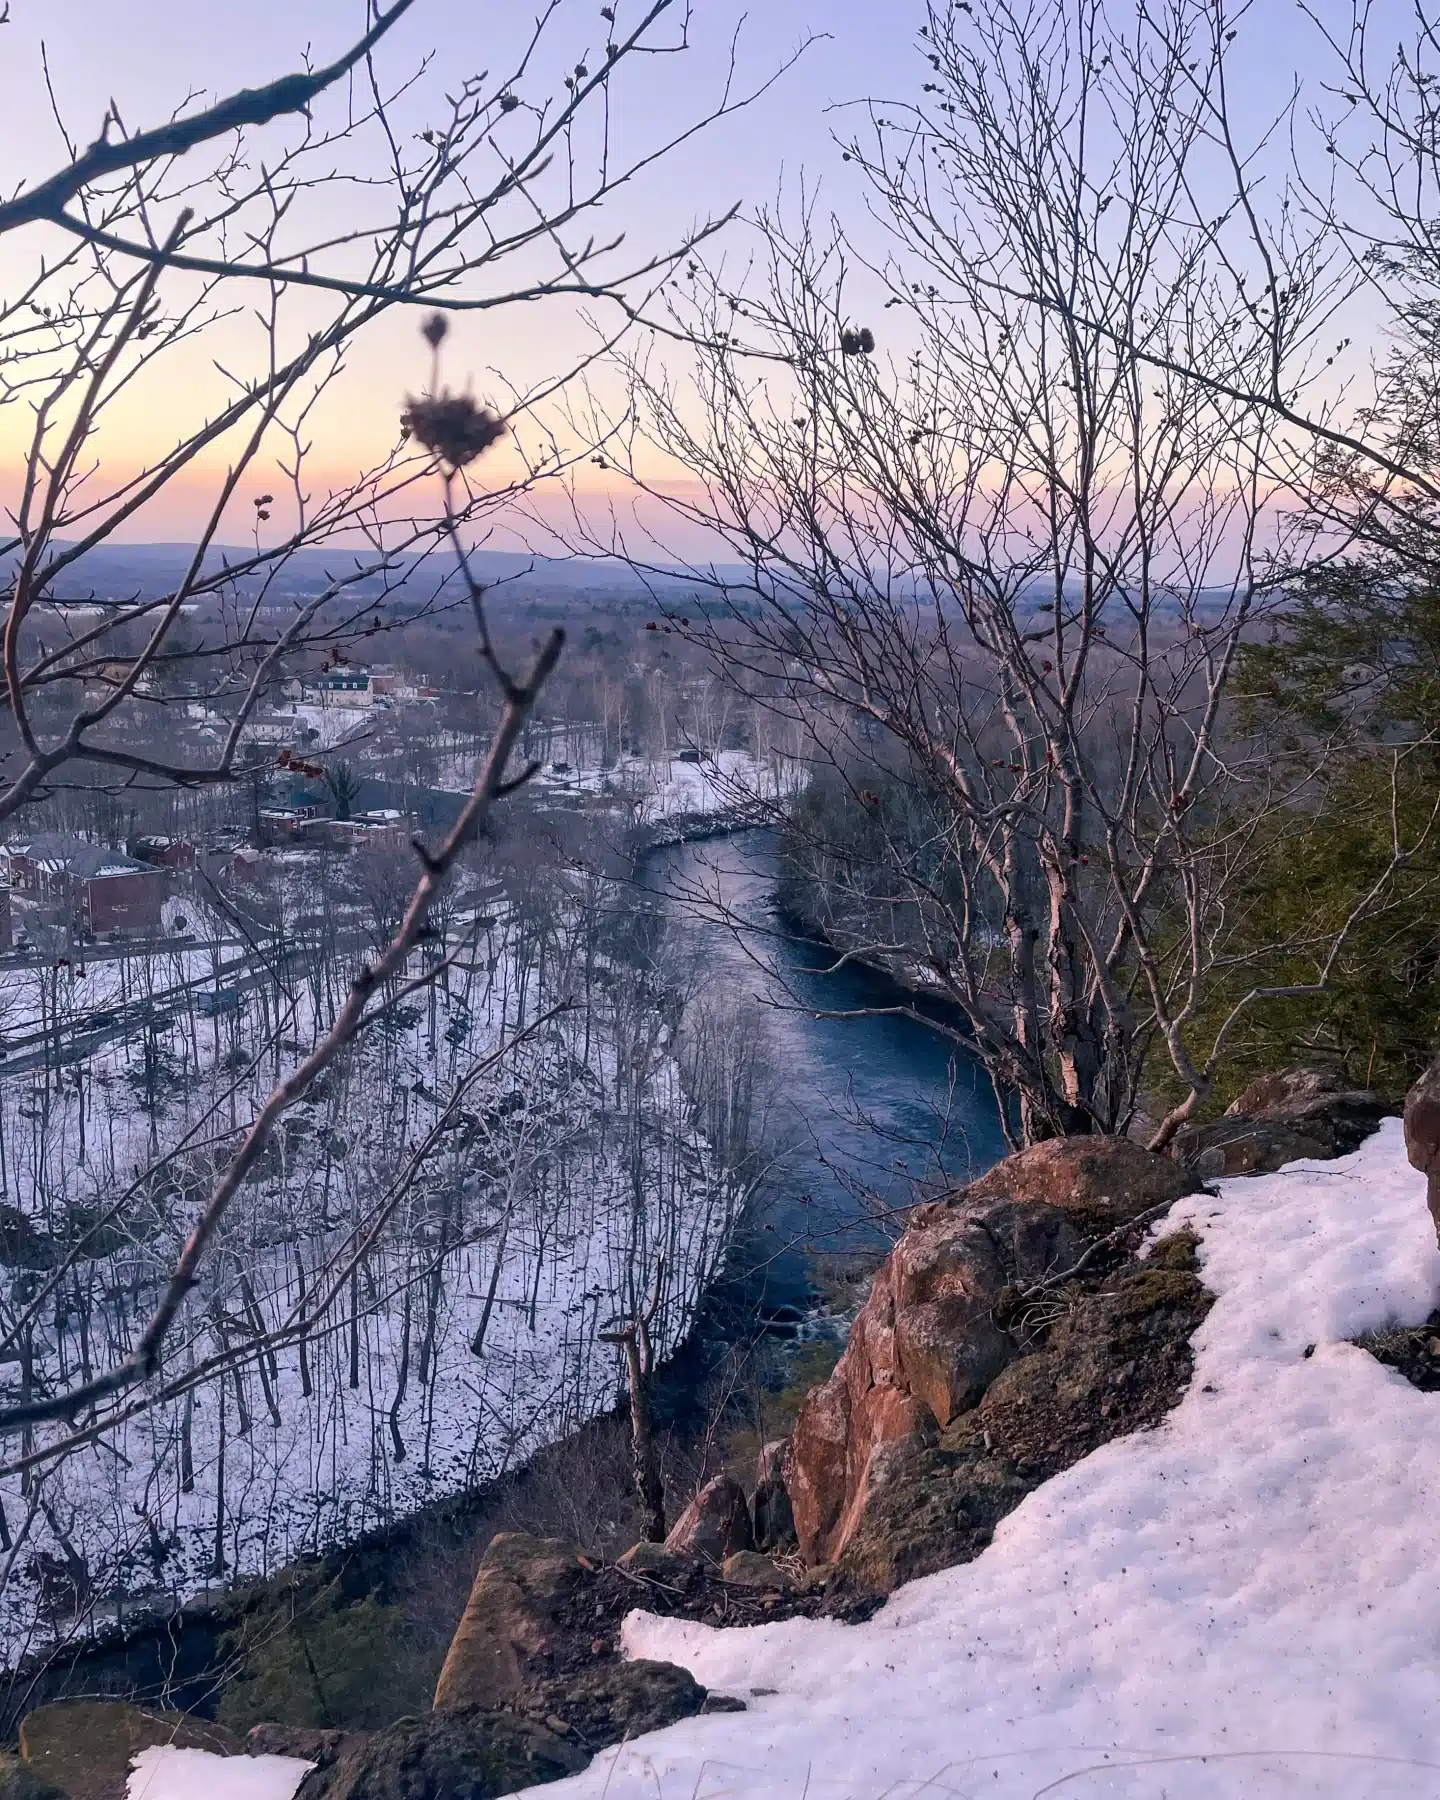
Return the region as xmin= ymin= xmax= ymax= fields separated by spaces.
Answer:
xmin=642 ymin=831 xmax=1009 ymax=1319
xmin=346 ymin=776 xmax=1010 ymax=1316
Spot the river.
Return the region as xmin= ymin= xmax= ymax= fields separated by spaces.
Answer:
xmin=336 ymin=777 xmax=1010 ymax=1316
xmin=643 ymin=830 xmax=1009 ymax=1328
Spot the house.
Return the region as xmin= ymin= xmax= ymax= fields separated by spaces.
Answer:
xmin=353 ymin=808 xmax=416 ymax=850
xmin=312 ymin=668 xmax=373 ymax=706
xmin=128 ymin=836 xmax=198 ymax=871
xmin=257 ymin=806 xmax=321 ymax=845
xmin=294 ymin=816 xmax=371 ymax=850
xmin=1 ymin=835 xmax=168 ymax=937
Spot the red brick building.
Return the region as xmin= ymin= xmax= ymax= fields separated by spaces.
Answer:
xmin=1 ymin=835 xmax=168 ymax=937
xmin=128 ymin=835 xmax=199 ymax=871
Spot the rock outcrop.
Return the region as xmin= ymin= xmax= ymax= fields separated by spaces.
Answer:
xmin=433 ymin=1533 xmax=587 ymax=1710
xmin=832 ymin=1239 xmax=1214 ymax=1596
xmin=663 ymin=1473 xmax=753 ymax=1564
xmin=0 ymin=1755 xmax=65 ymax=1800
xmin=958 ymin=1135 xmax=1198 ymax=1228
xmin=615 ymin=1540 xmax=697 ymax=1580
xmin=18 ymin=1700 xmax=239 ymax=1800
xmin=786 ymin=1137 xmax=1198 ymax=1566
xmin=720 ymin=1551 xmax=797 ymax=1590
xmin=304 ymin=1706 xmax=586 ymax=1799
xmin=751 ymin=1439 xmax=797 ymax=1553
xmin=246 ymin=1724 xmax=363 ymax=1775
xmin=507 ymin=1659 xmax=707 ymax=1751
xmin=1173 ymin=1068 xmax=1389 ymax=1177
xmin=1403 ymin=1057 xmax=1440 ymax=1244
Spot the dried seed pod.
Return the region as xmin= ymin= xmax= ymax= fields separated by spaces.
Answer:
xmin=400 ymin=392 xmax=506 ymax=468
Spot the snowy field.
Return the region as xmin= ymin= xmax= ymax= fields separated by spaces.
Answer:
xmin=246 ymin=695 xmax=796 ymax=833
xmin=525 ymin=1118 xmax=1440 ymax=1800
xmin=524 ymin=746 xmax=795 ymax=831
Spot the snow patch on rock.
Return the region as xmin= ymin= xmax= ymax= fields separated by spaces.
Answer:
xmin=126 ymin=1744 xmax=312 ymax=1800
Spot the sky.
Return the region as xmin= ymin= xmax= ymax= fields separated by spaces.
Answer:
xmin=0 ymin=0 xmax=1397 ymax=553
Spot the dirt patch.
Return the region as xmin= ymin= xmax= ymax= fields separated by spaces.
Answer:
xmin=508 ymin=1660 xmax=709 ymax=1757
xmin=527 ymin=1552 xmax=872 ymax=1679
xmin=1356 ymin=1308 xmax=1440 ymax=1392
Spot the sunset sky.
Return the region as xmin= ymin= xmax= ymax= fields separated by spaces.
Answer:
xmin=0 ymin=0 xmax=1375 ymax=551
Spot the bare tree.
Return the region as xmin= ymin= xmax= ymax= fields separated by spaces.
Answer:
xmin=953 ymin=1 xmax=1440 ymax=562
xmin=600 ymin=1258 xmax=667 ymax=1543
xmin=557 ymin=0 xmax=1375 ymax=1146
xmin=0 ymin=800 xmax=764 ymax=1671
xmin=0 ymin=0 xmax=788 ymax=1455
xmin=323 ymin=764 xmax=365 ymax=825
xmin=0 ymin=0 xmax=790 ymax=817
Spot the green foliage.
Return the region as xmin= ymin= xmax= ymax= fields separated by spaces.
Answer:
xmin=1238 ymin=558 xmax=1440 ymax=742
xmin=1190 ymin=761 xmax=1440 ymax=1105
xmin=217 ymin=1591 xmax=436 ymax=1734
xmin=1198 ymin=559 xmax=1440 ymax=1104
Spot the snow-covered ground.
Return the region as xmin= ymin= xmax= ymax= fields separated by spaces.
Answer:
xmin=243 ymin=690 xmax=796 ymax=831
xmin=0 ymin=884 xmax=754 ymax=1668
xmin=540 ymin=1118 xmax=1440 ymax=1799
xmin=525 ymin=746 xmax=796 ymax=831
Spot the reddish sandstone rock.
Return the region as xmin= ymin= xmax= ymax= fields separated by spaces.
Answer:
xmin=433 ymin=1533 xmax=586 ymax=1710
xmin=785 ymin=1207 xmax=1016 ymax=1567
xmin=1404 ymin=1058 xmax=1440 ymax=1244
xmin=960 ymin=1135 xmax=1197 ymax=1228
xmin=663 ymin=1474 xmax=753 ymax=1564
xmin=831 ymin=1253 xmax=1214 ymax=1597
xmin=787 ymin=1138 xmax=1197 ymax=1566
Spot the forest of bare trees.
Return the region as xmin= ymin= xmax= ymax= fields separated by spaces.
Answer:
xmin=0 ymin=824 xmax=770 ymax=1666
xmin=0 ymin=0 xmax=811 ymax=1672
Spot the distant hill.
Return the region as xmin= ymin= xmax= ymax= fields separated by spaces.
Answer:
xmin=0 ymin=542 xmax=754 ymax=607
xmin=0 ymin=543 xmax=1253 ymax=625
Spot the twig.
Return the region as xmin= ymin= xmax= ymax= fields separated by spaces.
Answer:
xmin=0 ymin=608 xmax=563 ymax=1435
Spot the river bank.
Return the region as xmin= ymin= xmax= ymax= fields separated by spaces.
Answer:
xmin=0 ymin=1202 xmax=860 ymax=1739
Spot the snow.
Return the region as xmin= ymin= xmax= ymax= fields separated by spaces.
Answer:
xmin=525 ymin=747 xmax=797 ymax=832
xmin=541 ymin=1118 xmax=1440 ymax=1799
xmin=637 ymin=750 xmax=771 ymax=824
xmin=0 ymin=881 xmax=752 ymax=1665
xmin=126 ymin=1745 xmax=312 ymax=1800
